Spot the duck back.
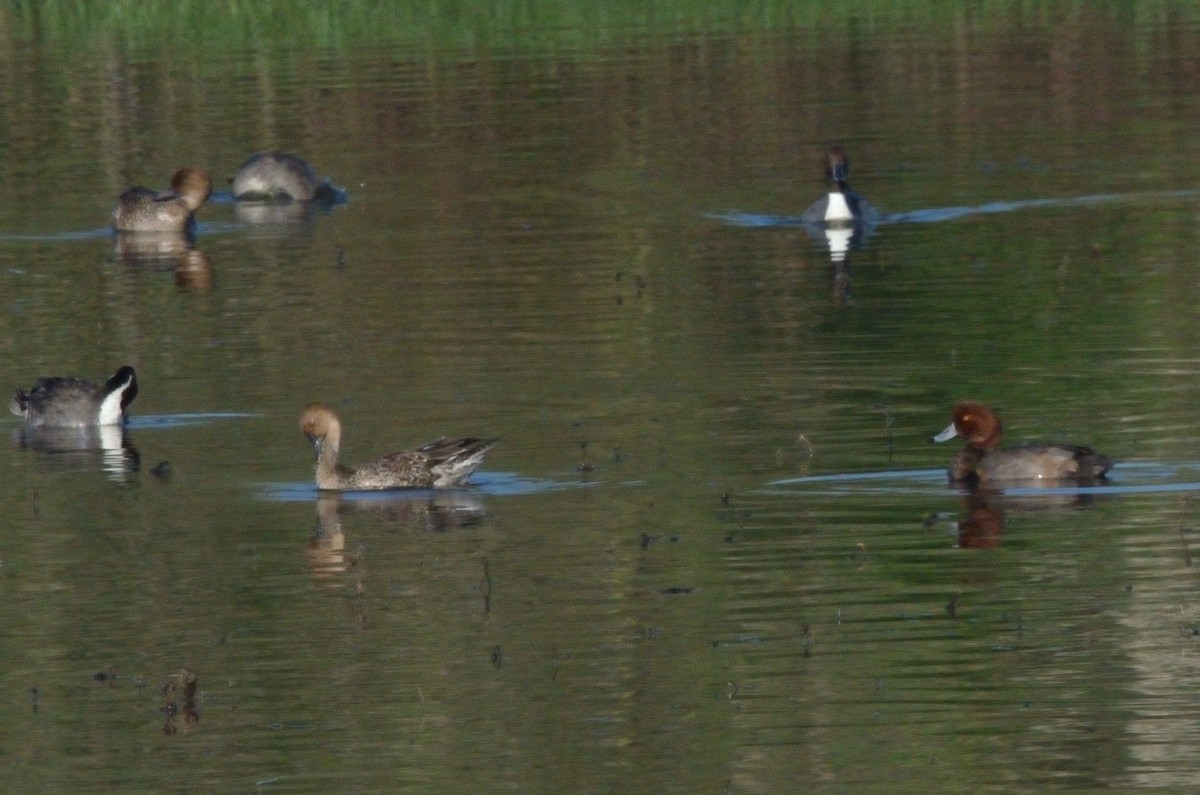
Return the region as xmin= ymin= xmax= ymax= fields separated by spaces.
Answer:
xmin=973 ymin=444 xmax=1112 ymax=483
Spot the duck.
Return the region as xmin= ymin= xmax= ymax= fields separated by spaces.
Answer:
xmin=9 ymin=366 xmax=138 ymax=428
xmin=232 ymin=152 xmax=338 ymax=202
xmin=299 ymin=403 xmax=497 ymax=490
xmin=801 ymin=146 xmax=879 ymax=226
xmin=112 ymin=168 xmax=212 ymax=233
xmin=932 ymin=401 xmax=1112 ymax=486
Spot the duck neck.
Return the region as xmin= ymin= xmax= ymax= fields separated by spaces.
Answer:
xmin=313 ymin=424 xmax=345 ymax=487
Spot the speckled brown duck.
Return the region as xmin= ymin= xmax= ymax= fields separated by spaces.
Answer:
xmin=299 ymin=403 xmax=496 ymax=490
xmin=112 ymin=168 xmax=212 ymax=233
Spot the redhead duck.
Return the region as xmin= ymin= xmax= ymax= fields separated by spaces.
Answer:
xmin=232 ymin=152 xmax=338 ymax=202
xmin=299 ymin=403 xmax=497 ymax=490
xmin=801 ymin=147 xmax=879 ymax=226
xmin=10 ymin=366 xmax=138 ymax=428
xmin=112 ymin=168 xmax=212 ymax=233
xmin=932 ymin=401 xmax=1112 ymax=485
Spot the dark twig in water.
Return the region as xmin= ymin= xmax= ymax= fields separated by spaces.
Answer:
xmin=480 ymin=558 xmax=492 ymax=616
xmin=640 ymin=533 xmax=679 ymax=549
xmin=353 ymin=579 xmax=366 ymax=629
xmin=871 ymin=403 xmax=895 ymax=458
xmin=577 ymin=440 xmax=595 ymax=476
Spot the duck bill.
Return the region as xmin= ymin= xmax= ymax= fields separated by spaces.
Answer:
xmin=931 ymin=422 xmax=959 ymax=443
xmin=307 ymin=434 xmax=324 ymax=461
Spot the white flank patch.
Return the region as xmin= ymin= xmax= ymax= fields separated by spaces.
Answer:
xmin=824 ymin=191 xmax=853 ymax=222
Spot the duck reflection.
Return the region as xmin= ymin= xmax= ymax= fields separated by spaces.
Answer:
xmin=954 ymin=492 xmax=1007 ymax=549
xmin=113 ymin=232 xmax=213 ymax=290
xmin=230 ymin=195 xmax=343 ymax=245
xmin=308 ymin=494 xmax=351 ymax=585
xmin=804 ymin=216 xmax=875 ymax=306
xmin=307 ymin=491 xmax=488 ymax=582
xmin=807 ymin=221 xmax=874 ymax=264
xmin=234 ymin=199 xmax=323 ymax=226
xmin=14 ymin=424 xmax=140 ymax=481
xmin=947 ymin=488 xmax=1101 ymax=549
xmin=173 ymin=249 xmax=214 ymax=289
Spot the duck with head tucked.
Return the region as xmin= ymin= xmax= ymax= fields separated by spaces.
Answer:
xmin=299 ymin=403 xmax=497 ymax=490
xmin=112 ymin=168 xmax=212 ymax=233
xmin=10 ymin=366 xmax=138 ymax=428
xmin=932 ymin=401 xmax=1112 ymax=486
xmin=802 ymin=146 xmax=879 ymax=227
xmin=233 ymin=152 xmax=340 ymax=202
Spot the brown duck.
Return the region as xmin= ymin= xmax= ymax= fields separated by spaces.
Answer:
xmin=299 ymin=403 xmax=496 ymax=490
xmin=112 ymin=168 xmax=212 ymax=233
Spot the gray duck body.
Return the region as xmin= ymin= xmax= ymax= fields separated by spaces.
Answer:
xmin=10 ymin=366 xmax=138 ymax=428
xmin=233 ymin=152 xmax=337 ymax=202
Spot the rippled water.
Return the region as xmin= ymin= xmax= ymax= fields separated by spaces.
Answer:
xmin=3 ymin=3 xmax=1200 ymax=792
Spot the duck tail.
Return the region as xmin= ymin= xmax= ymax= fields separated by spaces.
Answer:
xmin=425 ymin=436 xmax=499 ymax=486
xmin=1074 ymin=447 xmax=1113 ymax=480
xmin=9 ymin=388 xmax=28 ymax=417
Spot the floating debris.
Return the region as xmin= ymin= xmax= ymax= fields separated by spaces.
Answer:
xmin=479 ymin=558 xmax=492 ymax=616
xmin=161 ymin=668 xmax=199 ymax=735
xmin=577 ymin=440 xmax=595 ymax=476
xmin=640 ymin=533 xmax=679 ymax=549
